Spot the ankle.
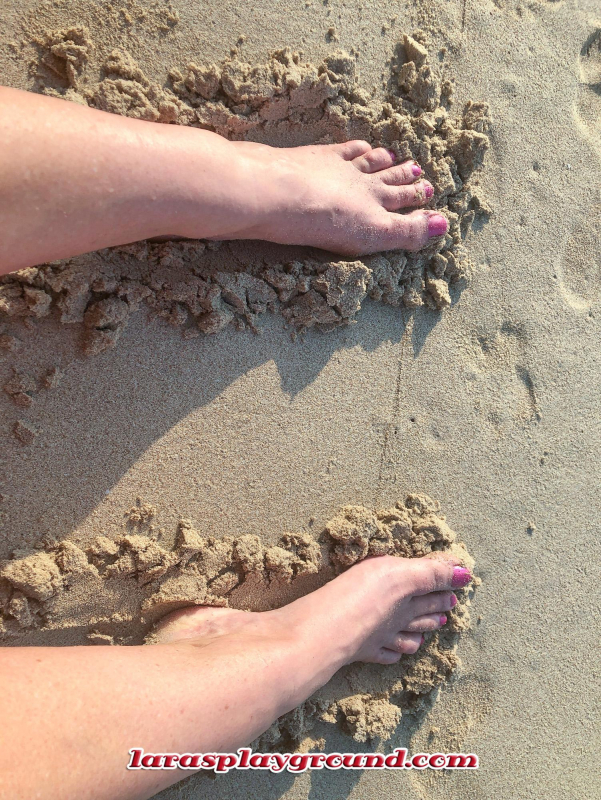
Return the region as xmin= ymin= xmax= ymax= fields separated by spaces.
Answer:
xmin=155 ymin=128 xmax=267 ymax=239
xmin=271 ymin=599 xmax=359 ymax=674
xmin=224 ymin=140 xmax=285 ymax=238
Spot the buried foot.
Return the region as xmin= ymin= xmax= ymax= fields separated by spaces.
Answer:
xmin=149 ymin=555 xmax=471 ymax=667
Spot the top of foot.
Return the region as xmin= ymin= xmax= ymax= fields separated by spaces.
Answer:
xmin=205 ymin=140 xmax=449 ymax=257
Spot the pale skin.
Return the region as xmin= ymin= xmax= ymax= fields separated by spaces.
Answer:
xmin=0 ymin=86 xmax=462 ymax=800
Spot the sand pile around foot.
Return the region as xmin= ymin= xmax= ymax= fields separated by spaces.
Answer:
xmin=0 ymin=494 xmax=476 ymax=748
xmin=0 ymin=30 xmax=490 ymax=355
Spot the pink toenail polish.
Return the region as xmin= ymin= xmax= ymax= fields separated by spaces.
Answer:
xmin=420 ymin=634 xmax=425 ymax=644
xmin=427 ymin=214 xmax=448 ymax=238
xmin=424 ymin=184 xmax=434 ymax=199
xmin=450 ymin=594 xmax=458 ymax=608
xmin=412 ymin=163 xmax=422 ymax=177
xmin=387 ymin=149 xmax=397 ymax=162
xmin=439 ymin=614 xmax=447 ymax=626
xmin=451 ymin=566 xmax=472 ymax=589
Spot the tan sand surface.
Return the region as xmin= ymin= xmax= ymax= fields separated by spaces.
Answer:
xmin=1 ymin=0 xmax=601 ymax=798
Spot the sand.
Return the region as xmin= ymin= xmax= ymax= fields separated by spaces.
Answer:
xmin=1 ymin=0 xmax=601 ymax=798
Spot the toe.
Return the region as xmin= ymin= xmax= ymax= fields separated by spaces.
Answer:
xmin=403 ymin=613 xmax=449 ymax=633
xmin=385 ymin=632 xmax=424 ymax=655
xmin=382 ymin=180 xmax=434 ymax=211
xmin=353 ymin=147 xmax=397 ymax=173
xmin=331 ymin=139 xmax=372 ymax=161
xmin=375 ymin=648 xmax=403 ymax=665
xmin=379 ymin=160 xmax=423 ymax=186
xmin=426 ymin=213 xmax=449 ymax=238
xmin=411 ymin=591 xmax=457 ymax=617
xmin=382 ymin=210 xmax=449 ymax=252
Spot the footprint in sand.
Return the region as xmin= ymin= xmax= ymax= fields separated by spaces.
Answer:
xmin=576 ymin=28 xmax=601 ymax=143
xmin=558 ymin=203 xmax=601 ymax=311
xmin=468 ymin=322 xmax=541 ymax=431
xmin=561 ymin=32 xmax=601 ymax=311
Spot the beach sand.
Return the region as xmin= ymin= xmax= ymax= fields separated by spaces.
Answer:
xmin=1 ymin=0 xmax=600 ymax=797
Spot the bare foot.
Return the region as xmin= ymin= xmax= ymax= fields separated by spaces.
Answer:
xmin=149 ymin=555 xmax=471 ymax=667
xmin=177 ymin=140 xmax=448 ymax=256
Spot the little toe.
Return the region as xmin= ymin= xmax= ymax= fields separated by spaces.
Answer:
xmin=384 ymin=632 xmax=424 ymax=656
xmin=383 ymin=180 xmax=434 ymax=211
xmin=331 ymin=139 xmax=372 ymax=161
xmin=411 ymin=591 xmax=457 ymax=617
xmin=353 ymin=147 xmax=397 ymax=173
xmin=374 ymin=648 xmax=404 ymax=665
xmin=379 ymin=160 xmax=423 ymax=186
xmin=403 ymin=613 xmax=448 ymax=633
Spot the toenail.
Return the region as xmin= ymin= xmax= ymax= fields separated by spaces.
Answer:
xmin=424 ymin=184 xmax=434 ymax=199
xmin=387 ymin=149 xmax=397 ymax=162
xmin=427 ymin=214 xmax=448 ymax=237
xmin=420 ymin=634 xmax=425 ymax=644
xmin=439 ymin=614 xmax=447 ymax=626
xmin=411 ymin=163 xmax=422 ymax=177
xmin=451 ymin=566 xmax=472 ymax=589
xmin=450 ymin=594 xmax=458 ymax=608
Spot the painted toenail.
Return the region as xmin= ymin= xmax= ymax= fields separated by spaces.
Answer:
xmin=387 ymin=149 xmax=397 ymax=162
xmin=439 ymin=614 xmax=447 ymax=626
xmin=424 ymin=184 xmax=434 ymax=199
xmin=427 ymin=214 xmax=448 ymax=237
xmin=411 ymin=163 xmax=422 ymax=177
xmin=450 ymin=594 xmax=458 ymax=608
xmin=451 ymin=566 xmax=472 ymax=589
xmin=420 ymin=634 xmax=425 ymax=644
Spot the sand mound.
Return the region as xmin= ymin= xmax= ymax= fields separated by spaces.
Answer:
xmin=0 ymin=493 xmax=476 ymax=747
xmin=0 ymin=28 xmax=490 ymax=356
